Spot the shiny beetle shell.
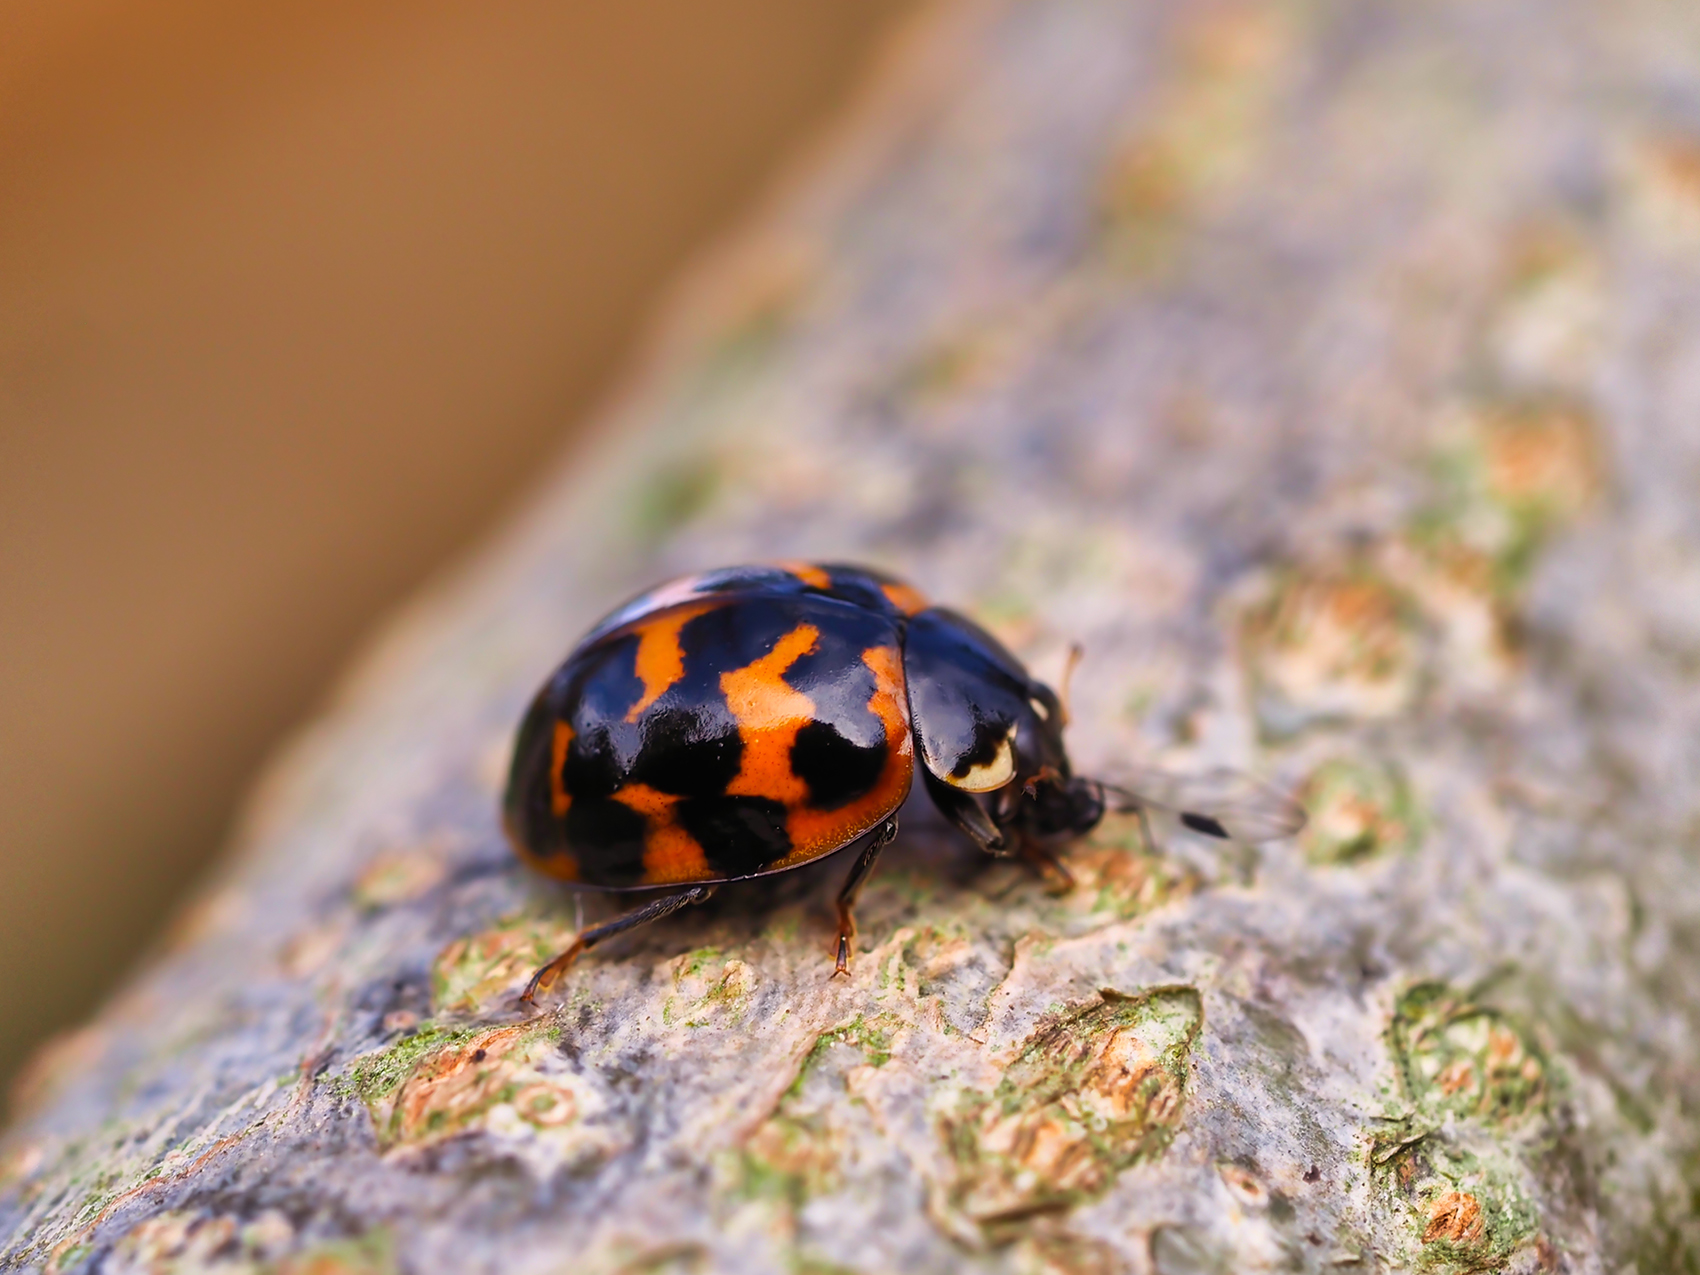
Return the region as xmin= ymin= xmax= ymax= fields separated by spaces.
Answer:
xmin=503 ymin=561 xmax=1089 ymax=889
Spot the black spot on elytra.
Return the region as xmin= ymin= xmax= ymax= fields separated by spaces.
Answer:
xmin=631 ymin=709 xmax=741 ymax=797
xmin=569 ymin=632 xmax=645 ymax=724
xmin=680 ymin=795 xmax=792 ymax=877
xmin=564 ymin=798 xmax=649 ymax=886
xmin=790 ymin=719 xmax=887 ymax=810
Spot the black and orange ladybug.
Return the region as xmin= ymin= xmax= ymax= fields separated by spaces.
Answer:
xmin=504 ymin=561 xmax=1302 ymax=1001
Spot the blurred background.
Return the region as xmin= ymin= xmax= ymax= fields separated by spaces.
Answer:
xmin=0 ymin=0 xmax=917 ymax=1103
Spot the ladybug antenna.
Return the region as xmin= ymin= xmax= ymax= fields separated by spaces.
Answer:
xmin=1058 ymin=643 xmax=1084 ymax=727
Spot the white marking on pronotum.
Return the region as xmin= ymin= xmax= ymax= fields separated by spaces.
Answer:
xmin=952 ymin=728 xmax=1016 ymax=792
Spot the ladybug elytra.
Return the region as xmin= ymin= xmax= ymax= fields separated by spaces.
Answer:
xmin=504 ymin=561 xmax=1302 ymax=1000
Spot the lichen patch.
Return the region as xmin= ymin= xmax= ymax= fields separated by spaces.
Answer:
xmin=341 ymin=1020 xmax=612 ymax=1172
xmin=101 ymin=1209 xmax=362 ymax=1275
xmin=1486 ymin=230 xmax=1605 ymax=391
xmin=1240 ymin=566 xmax=1420 ymax=733
xmin=431 ymin=914 xmax=577 ymax=1013
xmin=1418 ymin=401 xmax=1604 ymax=599
xmin=1298 ymin=758 xmax=1421 ymax=865
xmin=663 ymin=952 xmax=757 ymax=1029
xmin=938 ymin=987 xmax=1203 ymax=1241
xmin=351 ymin=850 xmax=447 ymax=911
xmin=1066 ymin=818 xmax=1193 ymax=920
xmin=1371 ymin=984 xmax=1561 ymax=1270
xmin=1392 ymin=984 xmax=1546 ymax=1127
xmin=1373 ymin=1134 xmax=1543 ymax=1274
xmin=1424 ymin=1190 xmax=1486 ymax=1245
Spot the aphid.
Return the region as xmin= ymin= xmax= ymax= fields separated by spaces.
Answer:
xmin=504 ymin=562 xmax=1303 ymax=1001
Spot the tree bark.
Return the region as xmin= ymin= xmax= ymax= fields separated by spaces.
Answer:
xmin=6 ymin=0 xmax=1700 ymax=1271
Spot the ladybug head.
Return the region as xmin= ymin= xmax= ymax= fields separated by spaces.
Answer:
xmin=909 ymin=620 xmax=1109 ymax=854
xmin=987 ymin=677 xmax=1107 ymax=843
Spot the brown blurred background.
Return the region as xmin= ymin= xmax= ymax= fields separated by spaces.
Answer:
xmin=0 ymin=0 xmax=916 ymax=1102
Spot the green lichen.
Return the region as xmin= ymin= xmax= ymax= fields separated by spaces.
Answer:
xmin=788 ymin=1258 xmax=861 ymax=1275
xmin=735 ymin=1111 xmax=842 ymax=1210
xmin=676 ymin=946 xmax=724 ymax=980
xmin=883 ymin=337 xmax=994 ymax=410
xmin=335 ymin=1019 xmax=577 ymax=1151
xmin=729 ymin=1015 xmax=900 ymax=1213
xmin=940 ymin=986 xmax=1203 ymax=1240
xmin=1391 ymin=984 xmax=1547 ymax=1127
xmin=431 ymin=912 xmax=574 ymax=1013
xmin=664 ymin=954 xmax=754 ymax=1029
xmin=1370 ymin=985 xmax=1560 ymax=1270
xmin=1071 ymin=815 xmax=1191 ymax=919
xmin=1093 ymin=7 xmax=1286 ymax=274
xmin=1372 ymin=1134 xmax=1542 ymax=1274
xmin=784 ymin=1016 xmax=895 ymax=1097
xmin=1240 ymin=562 xmax=1423 ymax=736
xmin=335 ymin=1023 xmax=486 ymax=1105
xmin=1626 ymin=1157 xmax=1700 ymax=1275
xmin=1299 ymin=757 xmax=1422 ymax=865
xmin=1415 ymin=400 xmax=1602 ymax=598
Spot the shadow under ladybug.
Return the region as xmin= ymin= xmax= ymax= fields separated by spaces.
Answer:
xmin=503 ymin=561 xmax=1305 ymax=1002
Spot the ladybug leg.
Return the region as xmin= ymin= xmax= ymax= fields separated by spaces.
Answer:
xmin=520 ymin=884 xmax=716 ymax=1005
xmin=1016 ymin=839 xmax=1075 ymax=895
xmin=920 ymin=769 xmax=1009 ymax=855
xmin=832 ymin=816 xmax=899 ymax=977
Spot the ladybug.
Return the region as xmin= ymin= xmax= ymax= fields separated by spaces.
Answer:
xmin=504 ymin=561 xmax=1302 ymax=1001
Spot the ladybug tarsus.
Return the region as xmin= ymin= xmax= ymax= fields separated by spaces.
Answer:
xmin=520 ymin=883 xmax=716 ymax=1005
xmin=832 ymin=815 xmax=899 ymax=977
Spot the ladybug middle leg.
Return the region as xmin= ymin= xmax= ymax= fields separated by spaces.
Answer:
xmin=832 ymin=816 xmax=899 ymax=977
xmin=521 ymin=884 xmax=716 ymax=1005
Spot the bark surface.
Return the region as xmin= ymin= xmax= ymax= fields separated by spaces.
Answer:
xmin=6 ymin=1 xmax=1700 ymax=1271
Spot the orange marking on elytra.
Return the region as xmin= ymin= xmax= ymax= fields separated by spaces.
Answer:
xmin=783 ymin=643 xmax=913 ymax=865
xmin=626 ymin=602 xmax=714 ymax=722
xmin=549 ymin=721 xmax=575 ymax=816
xmin=881 ymin=581 xmax=929 ymax=615
xmin=777 ymin=560 xmax=833 ymax=590
xmin=612 ymin=783 xmax=713 ymax=883
xmin=722 ymin=624 xmax=820 ymax=806
xmin=611 ymin=782 xmax=676 ymax=818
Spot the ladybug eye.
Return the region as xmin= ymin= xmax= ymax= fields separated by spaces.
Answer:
xmin=951 ymin=728 xmax=1016 ymax=792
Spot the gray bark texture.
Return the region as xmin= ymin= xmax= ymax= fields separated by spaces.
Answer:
xmin=6 ymin=0 xmax=1700 ymax=1271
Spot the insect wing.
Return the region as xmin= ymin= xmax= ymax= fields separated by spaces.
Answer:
xmin=1099 ymin=767 xmax=1305 ymax=844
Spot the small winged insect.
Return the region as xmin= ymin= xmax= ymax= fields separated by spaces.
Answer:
xmin=503 ymin=562 xmax=1305 ymax=1001
xmin=1090 ymin=765 xmax=1308 ymax=886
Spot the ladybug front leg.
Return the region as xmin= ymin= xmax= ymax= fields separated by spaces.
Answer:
xmin=832 ymin=816 xmax=899 ymax=977
xmin=520 ymin=884 xmax=716 ymax=1005
xmin=919 ymin=769 xmax=1009 ymax=855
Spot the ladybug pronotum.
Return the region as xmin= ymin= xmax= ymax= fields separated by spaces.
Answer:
xmin=504 ymin=561 xmax=1302 ymax=1000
